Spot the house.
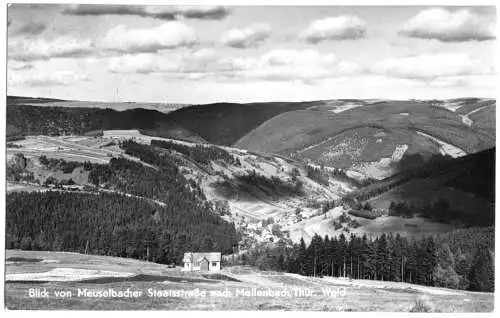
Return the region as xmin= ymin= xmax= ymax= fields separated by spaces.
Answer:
xmin=182 ymin=252 xmax=221 ymax=272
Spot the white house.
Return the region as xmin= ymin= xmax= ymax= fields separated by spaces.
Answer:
xmin=182 ymin=252 xmax=221 ymax=272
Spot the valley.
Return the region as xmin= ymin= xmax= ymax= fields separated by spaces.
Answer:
xmin=5 ymin=96 xmax=495 ymax=310
xmin=8 ymin=127 xmax=477 ymax=248
xmin=5 ymin=3 xmax=497 ymax=312
xmin=6 ymin=96 xmax=495 ymax=248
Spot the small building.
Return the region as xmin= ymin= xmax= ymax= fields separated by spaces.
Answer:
xmin=182 ymin=252 xmax=221 ymax=272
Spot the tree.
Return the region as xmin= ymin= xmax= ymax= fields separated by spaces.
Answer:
xmin=433 ymin=264 xmax=460 ymax=288
xmin=296 ymin=238 xmax=308 ymax=276
xmin=469 ymin=249 xmax=494 ymax=292
xmin=376 ymin=233 xmax=390 ymax=281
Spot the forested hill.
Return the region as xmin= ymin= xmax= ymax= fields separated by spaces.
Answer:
xmin=7 ymin=98 xmax=316 ymax=143
xmin=5 ymin=140 xmax=241 ymax=264
xmin=160 ymin=101 xmax=318 ymax=145
xmin=6 ymin=191 xmax=238 ymax=264
xmin=7 ymin=104 xmax=177 ymax=139
xmin=346 ymin=148 xmax=495 ymax=227
xmin=355 ymin=148 xmax=495 ymax=202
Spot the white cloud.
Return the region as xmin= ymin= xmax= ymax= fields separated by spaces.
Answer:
xmin=371 ymin=53 xmax=486 ymax=79
xmin=7 ymin=60 xmax=33 ymax=71
xmin=108 ymin=54 xmax=175 ymax=74
xmin=217 ymin=49 xmax=361 ymax=82
xmin=8 ymin=37 xmax=94 ymax=61
xmin=300 ymin=16 xmax=367 ymax=44
xmin=107 ymin=48 xmax=217 ymax=74
xmin=221 ymin=24 xmax=271 ymax=48
xmin=108 ymin=48 xmax=360 ymax=82
xmin=8 ymin=70 xmax=88 ymax=87
xmin=101 ymin=22 xmax=198 ymax=53
xmin=399 ymin=8 xmax=495 ymax=42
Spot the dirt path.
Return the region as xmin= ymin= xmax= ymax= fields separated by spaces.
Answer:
xmin=458 ymin=105 xmax=492 ymax=126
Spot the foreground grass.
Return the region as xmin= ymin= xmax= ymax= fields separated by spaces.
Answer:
xmin=4 ymin=250 xmax=494 ymax=311
xmin=5 ymin=279 xmax=494 ymax=311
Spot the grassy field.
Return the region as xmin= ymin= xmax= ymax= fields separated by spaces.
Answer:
xmin=4 ymin=250 xmax=493 ymax=311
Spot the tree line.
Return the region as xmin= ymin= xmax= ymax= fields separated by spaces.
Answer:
xmin=151 ymin=139 xmax=241 ymax=167
xmin=228 ymin=227 xmax=494 ymax=292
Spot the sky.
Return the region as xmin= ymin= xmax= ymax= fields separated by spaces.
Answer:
xmin=6 ymin=4 xmax=497 ymax=103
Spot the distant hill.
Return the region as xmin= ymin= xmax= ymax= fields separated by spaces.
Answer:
xmin=7 ymin=95 xmax=190 ymax=114
xmin=6 ymin=96 xmax=320 ymax=143
xmin=7 ymin=95 xmax=68 ymax=104
xmin=6 ymin=104 xmax=204 ymax=142
xmin=7 ymin=96 xmax=495 ymax=180
xmin=235 ymin=100 xmax=495 ymax=178
xmin=159 ymin=101 xmax=320 ymax=145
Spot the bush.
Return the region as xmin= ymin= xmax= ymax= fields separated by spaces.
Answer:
xmin=409 ymin=297 xmax=434 ymax=312
xmin=348 ymin=219 xmax=361 ymax=229
xmin=333 ymin=221 xmax=342 ymax=230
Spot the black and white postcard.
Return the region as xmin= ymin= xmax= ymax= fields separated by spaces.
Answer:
xmin=3 ymin=1 xmax=497 ymax=313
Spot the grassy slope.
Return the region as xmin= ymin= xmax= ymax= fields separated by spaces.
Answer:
xmin=4 ymin=250 xmax=493 ymax=311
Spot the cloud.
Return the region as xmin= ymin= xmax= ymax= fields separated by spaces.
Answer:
xmin=10 ymin=21 xmax=47 ymax=36
xmin=7 ymin=60 xmax=34 ymax=71
xmin=221 ymin=24 xmax=271 ymax=48
xmin=8 ymin=37 xmax=95 ymax=61
xmin=300 ymin=15 xmax=367 ymax=44
xmin=399 ymin=8 xmax=495 ymax=42
xmin=371 ymin=53 xmax=487 ymax=79
xmin=107 ymin=48 xmax=217 ymax=74
xmin=63 ymin=5 xmax=229 ymax=21
xmin=106 ymin=48 xmax=359 ymax=83
xmin=217 ymin=49 xmax=361 ymax=82
xmin=108 ymin=54 xmax=176 ymax=74
xmin=8 ymin=70 xmax=88 ymax=87
xmin=101 ymin=22 xmax=198 ymax=53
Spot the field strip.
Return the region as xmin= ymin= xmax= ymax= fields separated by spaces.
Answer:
xmin=297 ymin=135 xmax=337 ymax=154
xmin=458 ymin=104 xmax=492 ymax=126
xmin=415 ymin=131 xmax=466 ymax=158
xmin=6 ymin=267 xmax=135 ymax=282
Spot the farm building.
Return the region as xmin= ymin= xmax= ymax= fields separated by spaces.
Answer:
xmin=182 ymin=252 xmax=221 ymax=272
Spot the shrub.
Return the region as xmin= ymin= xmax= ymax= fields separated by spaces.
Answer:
xmin=333 ymin=221 xmax=342 ymax=230
xmin=409 ymin=296 xmax=434 ymax=312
